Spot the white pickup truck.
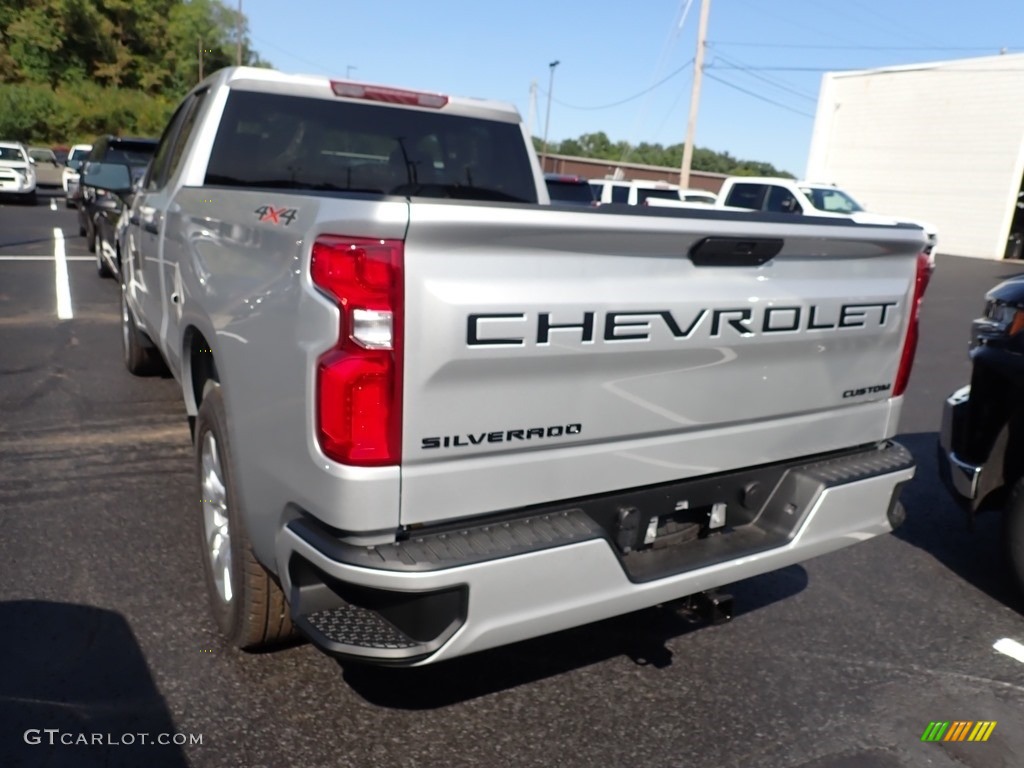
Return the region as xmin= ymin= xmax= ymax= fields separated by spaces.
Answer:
xmin=717 ymin=177 xmax=938 ymax=255
xmin=84 ymin=67 xmax=929 ymax=666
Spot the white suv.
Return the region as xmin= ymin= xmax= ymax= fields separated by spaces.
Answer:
xmin=0 ymin=141 xmax=37 ymax=204
xmin=589 ymin=178 xmax=712 ymax=207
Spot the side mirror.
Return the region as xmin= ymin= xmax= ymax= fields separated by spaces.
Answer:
xmin=29 ymin=157 xmax=37 ymax=165
xmin=82 ymin=162 xmax=133 ymax=196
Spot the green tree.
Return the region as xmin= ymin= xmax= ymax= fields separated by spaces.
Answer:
xmin=0 ymin=0 xmax=269 ymax=142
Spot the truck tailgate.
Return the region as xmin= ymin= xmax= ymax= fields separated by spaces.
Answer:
xmin=400 ymin=204 xmax=924 ymax=526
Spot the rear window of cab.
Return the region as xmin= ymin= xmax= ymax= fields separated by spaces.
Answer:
xmin=206 ymin=90 xmax=538 ymax=204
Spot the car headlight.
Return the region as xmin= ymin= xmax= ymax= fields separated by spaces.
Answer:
xmin=984 ymin=300 xmax=1024 ymax=328
xmin=973 ymin=300 xmax=1024 ymax=349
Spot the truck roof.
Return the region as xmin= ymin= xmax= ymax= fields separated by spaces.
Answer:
xmin=200 ymin=66 xmax=524 ymax=125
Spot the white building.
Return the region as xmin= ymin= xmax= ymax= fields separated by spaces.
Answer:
xmin=806 ymin=52 xmax=1024 ymax=260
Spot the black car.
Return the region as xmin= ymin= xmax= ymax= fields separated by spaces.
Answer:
xmin=939 ymin=277 xmax=1024 ymax=593
xmin=79 ymin=136 xmax=157 ymax=278
xmin=544 ymin=173 xmax=597 ymax=206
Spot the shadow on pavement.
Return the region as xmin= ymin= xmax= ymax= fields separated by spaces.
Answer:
xmin=0 ymin=600 xmax=189 ymax=768
xmin=894 ymin=431 xmax=1024 ymax=613
xmin=341 ymin=563 xmax=808 ymax=709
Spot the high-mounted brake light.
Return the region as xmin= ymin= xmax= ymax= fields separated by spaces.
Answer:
xmin=893 ymin=251 xmax=931 ymax=397
xmin=330 ymin=80 xmax=448 ymax=109
xmin=311 ymin=236 xmax=403 ymax=466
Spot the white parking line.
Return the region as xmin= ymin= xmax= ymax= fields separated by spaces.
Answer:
xmin=53 ymin=228 xmax=73 ymax=319
xmin=49 ymin=198 xmax=57 ymax=211
xmin=994 ymin=638 xmax=1024 ymax=664
xmin=0 ymin=255 xmax=92 ymax=261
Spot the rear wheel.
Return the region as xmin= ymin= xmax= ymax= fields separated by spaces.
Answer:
xmin=195 ymin=381 xmax=295 ymax=651
xmin=96 ymin=230 xmax=112 ymax=278
xmin=85 ymin=218 xmax=94 ymax=249
xmin=120 ymin=288 xmax=164 ymax=376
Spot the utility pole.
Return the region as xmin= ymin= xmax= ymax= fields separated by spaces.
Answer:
xmin=346 ymin=65 xmax=357 ymax=79
xmin=236 ymin=0 xmax=243 ymax=66
xmin=541 ymin=60 xmax=560 ymax=171
xmin=198 ymin=37 xmax=204 ymax=81
xmin=679 ymin=0 xmax=710 ymax=188
xmin=526 ymin=80 xmax=538 ymax=139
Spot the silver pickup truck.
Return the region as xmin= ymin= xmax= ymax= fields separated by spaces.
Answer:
xmin=85 ymin=67 xmax=929 ymax=666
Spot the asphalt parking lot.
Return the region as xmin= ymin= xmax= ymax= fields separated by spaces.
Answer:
xmin=2 ymin=189 xmax=1023 ymax=768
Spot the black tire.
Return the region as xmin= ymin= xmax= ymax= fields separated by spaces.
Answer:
xmin=86 ymin=219 xmax=95 ymax=252
xmin=96 ymin=230 xmax=112 ymax=278
xmin=120 ymin=288 xmax=164 ymax=376
xmin=1005 ymin=479 xmax=1024 ymax=596
xmin=195 ymin=381 xmax=295 ymax=651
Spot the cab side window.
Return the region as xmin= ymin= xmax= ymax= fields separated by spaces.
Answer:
xmin=610 ymin=185 xmax=628 ymax=204
xmin=145 ymin=91 xmax=206 ymax=192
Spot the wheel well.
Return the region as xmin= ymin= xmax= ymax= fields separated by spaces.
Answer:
xmin=186 ymin=328 xmax=219 ymax=417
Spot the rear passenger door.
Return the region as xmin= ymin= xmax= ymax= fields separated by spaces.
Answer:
xmin=129 ymin=92 xmax=204 ymax=371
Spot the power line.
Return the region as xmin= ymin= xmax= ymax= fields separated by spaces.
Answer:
xmin=540 ymin=59 xmax=694 ymax=111
xmin=708 ymin=51 xmax=817 ymax=101
xmin=703 ymin=71 xmax=815 ymax=118
xmin=710 ymin=40 xmax=1021 ymax=52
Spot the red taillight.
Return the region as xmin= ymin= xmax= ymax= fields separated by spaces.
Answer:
xmin=893 ymin=251 xmax=931 ymax=397
xmin=330 ymin=80 xmax=448 ymax=109
xmin=311 ymin=236 xmax=403 ymax=466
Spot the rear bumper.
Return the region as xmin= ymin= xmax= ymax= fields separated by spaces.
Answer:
xmin=277 ymin=441 xmax=914 ymax=666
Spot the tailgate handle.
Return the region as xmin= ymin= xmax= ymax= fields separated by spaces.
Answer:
xmin=689 ymin=237 xmax=783 ymax=267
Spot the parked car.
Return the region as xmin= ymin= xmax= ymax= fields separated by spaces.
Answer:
xmin=93 ymin=163 xmax=147 ymax=279
xmin=589 ymin=178 xmax=692 ymax=206
xmin=940 ymin=277 xmax=1024 ymax=594
xmin=28 ymin=147 xmax=63 ymax=187
xmin=63 ymin=143 xmax=92 ymax=207
xmin=78 ymin=136 xmax=157 ymax=251
xmin=86 ymin=66 xmax=927 ymax=668
xmin=717 ymin=177 xmax=938 ymax=256
xmin=0 ymin=141 xmax=37 ymax=204
xmin=544 ymin=173 xmax=598 ymax=206
xmin=52 ymin=145 xmax=70 ymax=165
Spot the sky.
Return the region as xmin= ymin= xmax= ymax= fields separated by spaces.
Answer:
xmin=242 ymin=0 xmax=1024 ymax=178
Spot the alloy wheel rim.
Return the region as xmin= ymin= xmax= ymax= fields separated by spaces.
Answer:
xmin=201 ymin=431 xmax=233 ymax=604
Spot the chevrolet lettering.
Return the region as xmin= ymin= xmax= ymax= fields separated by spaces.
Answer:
xmin=467 ymin=302 xmax=898 ymax=346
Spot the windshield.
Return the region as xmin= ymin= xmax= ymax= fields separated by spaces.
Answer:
xmin=104 ymin=142 xmax=157 ymax=166
xmin=799 ymin=186 xmax=864 ymax=214
xmin=0 ymin=146 xmax=27 ymax=163
xmin=29 ymin=149 xmax=55 ymax=162
xmin=546 ymin=179 xmax=595 ymax=205
xmin=69 ymin=147 xmax=91 ymax=162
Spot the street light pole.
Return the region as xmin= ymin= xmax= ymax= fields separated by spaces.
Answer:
xmin=346 ymin=65 xmax=357 ymax=79
xmin=541 ymin=60 xmax=560 ymax=171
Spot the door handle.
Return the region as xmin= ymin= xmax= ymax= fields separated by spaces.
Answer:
xmin=689 ymin=237 xmax=784 ymax=267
